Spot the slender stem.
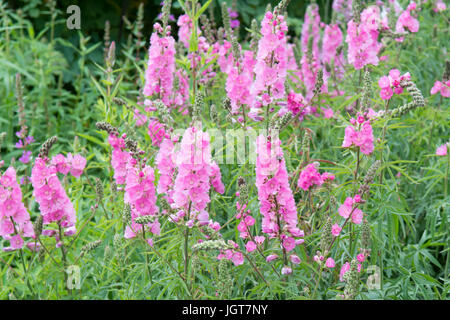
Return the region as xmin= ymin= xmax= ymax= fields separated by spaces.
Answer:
xmin=240 ymin=250 xmax=269 ymax=287
xmin=380 ymin=99 xmax=391 ymax=184
xmin=445 ymin=149 xmax=449 ymax=199
xmin=58 ymin=223 xmax=71 ymax=295
xmin=312 ymin=263 xmax=324 ymax=299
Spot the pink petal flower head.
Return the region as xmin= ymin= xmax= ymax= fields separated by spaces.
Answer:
xmin=290 ymin=254 xmax=301 ymax=264
xmin=326 ymin=257 xmax=336 ymax=268
xmin=281 ymin=266 xmax=292 ymax=275
xmin=338 ymin=197 xmax=354 ymax=218
xmin=10 ymin=234 xmax=24 ymax=250
xmin=231 ymin=251 xmax=244 ymax=266
xmin=51 ymin=154 xmax=70 ymax=175
xmin=351 ymin=208 xmax=364 ymax=224
xmin=436 ymin=144 xmax=448 ymax=156
xmin=298 ymin=163 xmax=324 ymax=191
xmin=357 ymin=253 xmax=366 ymax=262
xmin=331 ymin=223 xmax=342 ymax=236
xmin=282 ymin=237 xmax=296 ymax=252
xmin=67 ymin=153 xmax=86 ymax=178
xmin=245 ymin=241 xmax=257 ymax=253
xmin=266 ymin=254 xmax=278 ymax=262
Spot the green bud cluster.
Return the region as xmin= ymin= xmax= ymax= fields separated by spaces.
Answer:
xmin=38 ymin=136 xmax=58 ymax=158
xmin=217 ymin=258 xmax=233 ymax=299
xmin=122 ymin=204 xmax=132 ymax=225
xmin=80 ymin=240 xmax=102 ymax=257
xmin=360 ymin=70 xmax=372 ymax=113
xmin=95 ymin=178 xmax=104 ymax=202
xmin=96 ymin=121 xmax=119 ymax=136
xmin=321 ymin=217 xmax=333 ymax=253
xmin=358 ymin=160 xmax=381 ymax=196
xmin=382 ymin=80 xmax=425 ymax=118
xmin=343 ymin=259 xmax=360 ymax=300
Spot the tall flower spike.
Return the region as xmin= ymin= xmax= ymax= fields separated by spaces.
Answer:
xmin=255 ymin=134 xmax=303 ymax=257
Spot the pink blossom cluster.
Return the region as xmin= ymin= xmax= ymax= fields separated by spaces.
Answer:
xmin=143 ymin=24 xmax=176 ymax=106
xmin=156 ymin=138 xmax=177 ymax=202
xmin=300 ymin=4 xmax=321 ymax=58
xmin=433 ymin=0 xmax=446 ymax=12
xmin=51 ymin=153 xmax=86 ymax=178
xmin=297 ymin=162 xmax=335 ymax=191
xmin=332 ymin=0 xmax=353 ymax=22
xmin=171 ymin=126 xmax=225 ymax=226
xmin=338 ymin=195 xmax=364 ymax=224
xmin=378 ymin=69 xmax=411 ymax=100
xmin=225 ymin=50 xmax=256 ymax=114
xmin=15 ymin=135 xmax=34 ymax=164
xmin=148 ymin=118 xmax=169 ymax=147
xmin=170 ymin=69 xmax=190 ymax=114
xmin=342 ymin=115 xmax=374 ymax=155
xmin=322 ymin=24 xmax=345 ymax=79
xmin=177 ymin=14 xmax=194 ymax=48
xmin=346 ymin=6 xmax=383 ymax=70
xmin=31 ymin=157 xmax=80 ymax=229
xmin=251 ymin=11 xmax=288 ymax=110
xmin=286 ymin=90 xmax=307 ymax=119
xmin=123 ymin=159 xmax=160 ymax=241
xmin=255 ymin=134 xmax=304 ymax=255
xmin=396 ymin=2 xmax=420 ymax=34
xmin=108 ymin=134 xmax=132 ymax=185
xmin=430 ymin=80 xmax=450 ymax=97
xmin=217 ymin=240 xmax=244 ymax=266
xmin=0 ymin=167 xmax=35 ymax=251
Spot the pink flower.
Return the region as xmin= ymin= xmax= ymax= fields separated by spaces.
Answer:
xmin=396 ymin=3 xmax=419 ymax=34
xmin=322 ymin=108 xmax=334 ymax=119
xmin=245 ymin=241 xmax=257 ymax=253
xmin=51 ymin=154 xmax=70 ymax=175
xmin=331 ymin=223 xmax=342 ymax=236
xmin=436 ymin=144 xmax=448 ymax=156
xmin=10 ymin=234 xmax=24 ymax=249
xmin=339 ymin=262 xmax=351 ymax=281
xmin=31 ymin=157 xmax=77 ymax=229
xmin=346 ymin=6 xmax=382 ymax=70
xmin=252 ymin=11 xmax=289 ymax=112
xmin=231 ymin=251 xmax=244 ymax=266
xmin=351 ymin=208 xmax=364 ymax=224
xmin=290 ymin=254 xmax=301 ymax=264
xmin=326 ymin=257 xmax=335 ymax=268
xmin=256 ymin=135 xmax=303 ymax=251
xmin=266 ymin=254 xmax=278 ymax=262
xmin=281 ymin=266 xmax=292 ymax=275
xmin=357 ymin=253 xmax=366 ymax=262
xmin=143 ymin=31 xmax=176 ymax=106
xmin=148 ymin=119 xmax=169 ymax=147
xmin=338 ymin=197 xmax=354 ymax=218
xmin=342 ymin=116 xmax=374 ymax=155
xmin=66 ymin=153 xmax=86 ymax=178
xmin=282 ymin=237 xmax=296 ymax=252
xmin=298 ymin=163 xmax=324 ymax=191
xmin=430 ymin=80 xmax=450 ymax=97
